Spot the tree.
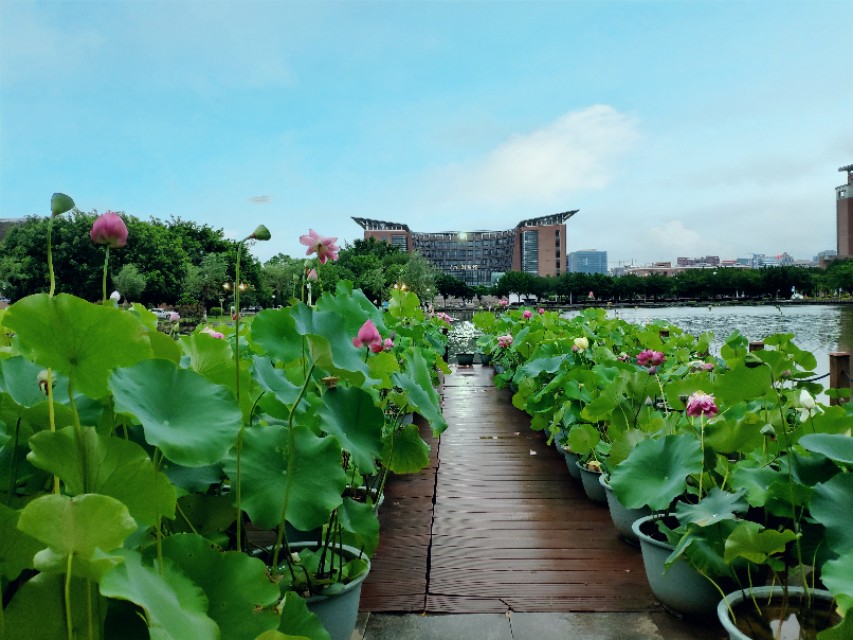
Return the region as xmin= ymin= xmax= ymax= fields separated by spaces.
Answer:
xmin=112 ymin=264 xmax=147 ymax=302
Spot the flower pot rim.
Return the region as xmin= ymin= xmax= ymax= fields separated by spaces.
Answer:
xmin=631 ymin=513 xmax=674 ymax=551
xmin=717 ymin=586 xmax=836 ymax=640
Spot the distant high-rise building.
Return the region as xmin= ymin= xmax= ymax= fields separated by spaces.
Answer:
xmin=353 ymin=211 xmax=577 ymax=287
xmin=568 ymin=250 xmax=608 ymax=274
xmin=838 ymin=164 xmax=853 ymax=258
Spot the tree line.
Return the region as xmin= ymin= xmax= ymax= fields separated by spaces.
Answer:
xmin=4 ymin=213 xmax=853 ymax=309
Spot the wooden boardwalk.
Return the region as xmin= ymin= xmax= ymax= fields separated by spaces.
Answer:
xmin=360 ymin=365 xmax=657 ymax=614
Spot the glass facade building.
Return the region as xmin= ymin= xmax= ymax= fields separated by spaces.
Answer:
xmin=353 ymin=211 xmax=577 ymax=287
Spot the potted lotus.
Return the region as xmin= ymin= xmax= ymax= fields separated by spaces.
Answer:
xmin=0 ymin=205 xmax=448 ymax=640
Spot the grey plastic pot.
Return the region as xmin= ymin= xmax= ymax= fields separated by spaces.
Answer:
xmin=562 ymin=448 xmax=582 ymax=480
xmin=599 ymin=474 xmax=651 ymax=545
xmin=261 ymin=542 xmax=371 ymax=640
xmin=717 ymin=586 xmax=837 ymax=640
xmin=576 ymin=461 xmax=607 ymax=504
xmin=632 ymin=514 xmax=720 ymax=617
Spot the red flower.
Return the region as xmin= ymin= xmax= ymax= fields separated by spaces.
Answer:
xmin=90 ymin=212 xmax=128 ymax=248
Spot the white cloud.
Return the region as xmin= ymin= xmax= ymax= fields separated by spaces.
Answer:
xmin=442 ymin=105 xmax=639 ymax=206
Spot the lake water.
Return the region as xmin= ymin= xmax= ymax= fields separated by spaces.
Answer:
xmin=449 ymin=304 xmax=853 ymax=378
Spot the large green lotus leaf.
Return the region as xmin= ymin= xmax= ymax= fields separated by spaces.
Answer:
xmin=713 ymin=362 xmax=771 ymax=406
xmin=278 ymin=592 xmax=331 ymax=640
xmin=18 ymin=493 xmax=136 ymax=557
xmin=387 ymin=289 xmax=422 ymax=321
xmin=609 ymin=434 xmax=703 ymax=510
xmin=2 ymin=572 xmax=91 ymax=640
xmin=393 ymin=349 xmax=447 ymax=435
xmin=666 ymin=518 xmax=739 ymax=578
xmin=147 ymin=329 xmax=182 ymax=363
xmin=250 ymin=309 xmax=304 ymax=364
xmin=817 ymin=613 xmax=853 ymax=640
xmin=255 ymin=632 xmax=310 ymax=640
xmin=731 ymin=464 xmax=779 ymax=507
xmin=110 ymin=359 xmax=242 ymax=467
xmin=800 ymin=434 xmax=853 ymax=465
xmin=723 ymin=520 xmax=797 ymax=565
xmin=315 ymin=282 xmax=386 ymax=336
xmin=366 ymin=351 xmax=400 ymax=390
xmin=317 ymin=386 xmax=383 ymax=474
xmin=170 ymin=494 xmax=236 ymax=537
xmin=338 ymin=497 xmax=380 ymax=556
xmin=811 ymin=474 xmax=853 ymax=554
xmin=608 ymin=428 xmax=649 ymax=468
xmin=180 ymin=332 xmax=235 ymax=389
xmin=223 ymin=425 xmax=345 ymax=531
xmin=675 ymin=488 xmax=746 ymax=528
xmin=100 ymin=549 xmax=219 ymax=640
xmin=0 ymin=356 xmax=49 ymax=408
xmin=27 ymin=426 xmax=177 ymax=526
xmin=567 ymin=423 xmax=600 ymax=456
xmin=821 ymin=553 xmax=853 ymax=615
xmin=0 ymin=502 xmax=42 ymax=580
xmin=381 ymin=422 xmax=430 ymax=474
xmin=3 ymin=294 xmax=152 ymax=399
xmin=520 ymin=356 xmax=565 ymax=378
xmin=289 ymin=303 xmax=376 ymax=386
xmin=159 ymin=534 xmax=280 ymax=640
xmin=252 ymin=356 xmax=302 ymax=406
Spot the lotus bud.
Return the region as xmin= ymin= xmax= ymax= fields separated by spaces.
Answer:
xmin=250 ymin=225 xmax=271 ymax=241
xmin=90 ymin=212 xmax=128 ymax=248
xmin=51 ymin=193 xmax=75 ymax=217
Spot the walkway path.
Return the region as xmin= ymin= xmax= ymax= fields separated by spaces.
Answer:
xmin=361 ymin=365 xmax=653 ymax=613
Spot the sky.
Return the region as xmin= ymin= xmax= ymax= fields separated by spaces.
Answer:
xmin=1 ymin=0 xmax=852 ymax=269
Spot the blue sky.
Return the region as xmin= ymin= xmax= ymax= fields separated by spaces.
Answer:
xmin=2 ymin=0 xmax=851 ymax=268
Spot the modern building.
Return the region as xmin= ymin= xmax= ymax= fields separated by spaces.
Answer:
xmin=568 ymin=250 xmax=608 ymax=274
xmin=838 ymin=164 xmax=853 ymax=258
xmin=353 ymin=211 xmax=577 ymax=287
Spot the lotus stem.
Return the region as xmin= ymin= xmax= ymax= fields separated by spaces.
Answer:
xmin=101 ymin=245 xmax=110 ymax=304
xmin=65 ymin=553 xmax=74 ymax=640
xmin=48 ymin=217 xmax=56 ymax=297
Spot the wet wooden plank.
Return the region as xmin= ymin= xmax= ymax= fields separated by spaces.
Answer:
xmin=360 ymin=365 xmax=658 ymax=614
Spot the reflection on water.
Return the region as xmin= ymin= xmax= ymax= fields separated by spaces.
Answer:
xmin=598 ymin=304 xmax=853 ymax=376
xmin=447 ymin=304 xmax=853 ymax=376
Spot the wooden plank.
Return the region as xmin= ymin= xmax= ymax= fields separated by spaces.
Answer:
xmin=360 ymin=365 xmax=659 ymax=615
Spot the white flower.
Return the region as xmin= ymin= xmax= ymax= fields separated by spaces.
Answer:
xmin=797 ymin=390 xmax=823 ymax=423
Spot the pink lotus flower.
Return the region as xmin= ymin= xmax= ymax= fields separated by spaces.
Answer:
xmin=201 ymin=326 xmax=225 ymax=339
xmin=300 ymin=229 xmax=339 ymax=264
xmin=306 ymin=268 xmax=318 ymax=281
xmin=497 ymin=334 xmax=513 ymax=348
xmin=353 ymin=319 xmax=382 ymax=352
xmin=523 ymin=310 xmax=532 ymax=319
xmin=637 ymin=350 xmax=665 ymax=367
xmin=383 ymin=337 xmax=394 ymax=351
xmin=90 ymin=212 xmax=128 ymax=248
xmin=538 ymin=308 xmax=545 ymax=315
xmin=686 ymin=391 xmax=718 ymax=418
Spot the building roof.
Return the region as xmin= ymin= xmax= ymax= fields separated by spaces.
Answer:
xmin=353 ymin=210 xmax=579 ymax=234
